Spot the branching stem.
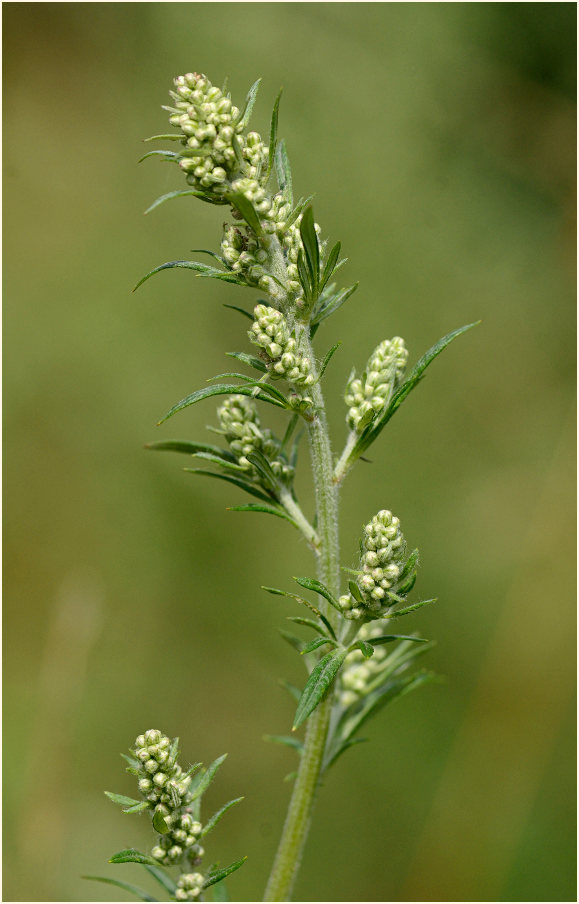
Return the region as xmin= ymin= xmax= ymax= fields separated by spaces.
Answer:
xmin=264 ymin=327 xmax=340 ymax=901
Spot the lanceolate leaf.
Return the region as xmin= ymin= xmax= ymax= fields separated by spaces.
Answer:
xmin=369 ymin=634 xmax=429 ymax=645
xmin=145 ymin=440 xmax=237 ymax=463
xmin=385 ymin=598 xmax=437 ymax=618
xmin=320 ymin=241 xmax=341 ymax=293
xmin=300 ymin=637 xmax=336 ymax=656
xmin=340 ymin=670 xmax=438 ymax=741
xmin=226 ymin=351 xmax=268 ymax=372
xmin=227 ymin=503 xmax=298 ymax=528
xmin=318 ymin=342 xmax=341 ymax=380
xmin=203 ymin=857 xmax=247 ymax=889
xmin=134 ymin=260 xmax=245 ymax=292
xmin=228 ymin=192 xmax=263 ymax=236
xmin=275 ymin=139 xmax=293 ymax=205
xmin=82 ymin=876 xmax=157 ymax=902
xmin=222 ymin=303 xmax=254 ymax=320
xmin=189 ymin=754 xmax=228 ymax=802
xmin=104 ymin=791 xmax=143 ymax=809
xmin=237 ymin=78 xmax=261 ymax=130
xmin=294 ymin=576 xmax=341 ymax=611
xmin=311 ymin=283 xmax=358 ymax=325
xmin=138 ymin=149 xmax=179 ymax=164
xmin=109 ymin=849 xmax=159 ymax=866
xmin=201 ymin=797 xmax=244 ymax=837
xmin=268 ymin=89 xmax=283 ymax=179
xmin=293 ymin=648 xmax=349 ymax=730
xmin=157 ymin=381 xmax=288 ymax=425
xmin=143 ymin=865 xmax=177 ymax=895
xmin=152 ymin=808 xmax=171 ymax=834
xmin=184 ymin=469 xmax=274 ymax=503
xmin=144 ymin=189 xmax=225 ymax=215
xmin=353 ymin=323 xmax=479 ymax=457
xmin=299 ymin=206 xmax=320 ymax=297
xmin=322 ymin=737 xmax=368 ymax=773
xmin=263 ymin=735 xmax=303 ymax=753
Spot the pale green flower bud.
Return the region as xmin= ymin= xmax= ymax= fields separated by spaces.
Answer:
xmin=176 ymin=872 xmax=205 ymax=901
xmin=217 ymin=395 xmax=294 ymax=484
xmin=345 ymin=337 xmax=408 ymax=431
xmin=248 ymin=305 xmax=314 ymax=387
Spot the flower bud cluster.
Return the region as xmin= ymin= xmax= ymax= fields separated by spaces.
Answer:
xmin=176 ymin=873 xmax=205 ymax=902
xmin=339 ymin=620 xmax=391 ymax=707
xmin=133 ymin=730 xmax=203 ymax=867
xmin=221 ymin=224 xmax=267 ymax=286
xmin=218 ymin=395 xmax=293 ymax=482
xmin=339 ymin=510 xmax=406 ymax=619
xmin=168 ymin=73 xmax=270 ymax=197
xmin=248 ymin=304 xmax=315 ymax=387
xmin=345 ymin=338 xmax=408 ymax=431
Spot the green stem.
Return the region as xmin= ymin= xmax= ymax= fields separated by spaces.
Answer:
xmin=264 ymin=328 xmax=340 ymax=902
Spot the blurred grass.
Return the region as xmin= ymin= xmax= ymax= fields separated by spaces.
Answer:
xmin=3 ymin=3 xmax=576 ymax=902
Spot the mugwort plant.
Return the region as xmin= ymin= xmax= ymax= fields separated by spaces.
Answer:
xmin=87 ymin=72 xmax=477 ymax=903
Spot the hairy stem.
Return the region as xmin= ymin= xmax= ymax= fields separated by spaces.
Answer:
xmin=264 ymin=328 xmax=340 ymax=901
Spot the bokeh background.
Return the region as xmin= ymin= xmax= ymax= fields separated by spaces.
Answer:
xmin=4 ymin=3 xmax=576 ymax=902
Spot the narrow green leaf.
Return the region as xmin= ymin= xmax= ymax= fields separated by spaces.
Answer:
xmin=104 ymin=791 xmax=142 ymax=808
xmin=294 ymin=576 xmax=341 ymax=611
xmin=318 ymin=342 xmax=341 ymax=380
xmin=203 ymin=857 xmax=247 ymax=889
xmin=193 ymin=452 xmax=247 ymax=473
xmin=184 ymin=469 xmax=273 ymax=503
xmin=121 ymin=752 xmax=140 ymax=768
xmin=145 ymin=440 xmax=237 ymax=463
xmin=109 ymin=849 xmax=159 ymax=866
xmin=246 ymin=450 xmax=278 ymax=491
xmin=386 ymin=598 xmax=437 ymax=618
xmin=263 ymin=735 xmax=303 ymax=753
xmin=320 ymin=241 xmax=341 ymax=293
xmin=206 ymin=372 xmax=256 ymax=384
xmin=143 ymin=865 xmax=177 ymax=895
xmin=284 ymin=194 xmax=314 ymax=230
xmin=201 ymin=797 xmax=244 ymax=837
xmin=228 ymin=192 xmax=263 ymax=236
xmin=287 ymin=616 xmax=330 ymax=637
xmin=134 ymin=260 xmax=244 ymax=292
xmin=341 ymin=670 xmax=438 ymax=740
xmin=357 ymin=323 xmax=480 ymax=455
xmin=189 ymin=754 xmax=227 ymax=802
xmin=158 ymin=381 xmax=286 ymax=425
xmin=263 ymin=585 xmax=324 ymax=619
xmin=312 ymin=283 xmax=358 ymax=325
xmin=223 ymin=303 xmax=254 ymax=320
xmin=268 ymin=89 xmax=283 ymax=180
xmin=227 ymin=503 xmax=298 ymax=528
xmin=293 ymin=648 xmax=349 ymax=729
xmin=296 ymin=249 xmax=312 ymax=301
xmin=144 ymin=189 xmax=213 ymax=215
xmin=275 ymin=139 xmax=293 ymax=205
xmin=143 ymin=133 xmax=184 ymax=142
xmin=124 ymin=801 xmax=151 ymax=814
xmin=300 ymin=637 xmax=335 ymax=655
xmin=237 ymin=78 xmax=261 ymax=129
xmin=138 ymin=149 xmax=178 ymax=163
xmin=369 ymin=634 xmax=429 ymax=645
xmin=226 ymin=351 xmax=267 ymax=372
xmin=322 ymin=737 xmax=368 ymax=772
xmin=279 ymin=679 xmax=301 ymax=703
xmin=299 ymin=207 xmax=320 ymax=296
xmin=82 ymin=876 xmax=157 ymax=902
xmin=278 ymin=629 xmax=306 ymax=653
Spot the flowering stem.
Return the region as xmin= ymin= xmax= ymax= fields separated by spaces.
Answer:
xmin=264 ymin=328 xmax=340 ymax=901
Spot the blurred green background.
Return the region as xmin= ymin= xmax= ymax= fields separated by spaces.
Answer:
xmin=4 ymin=3 xmax=576 ymax=902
